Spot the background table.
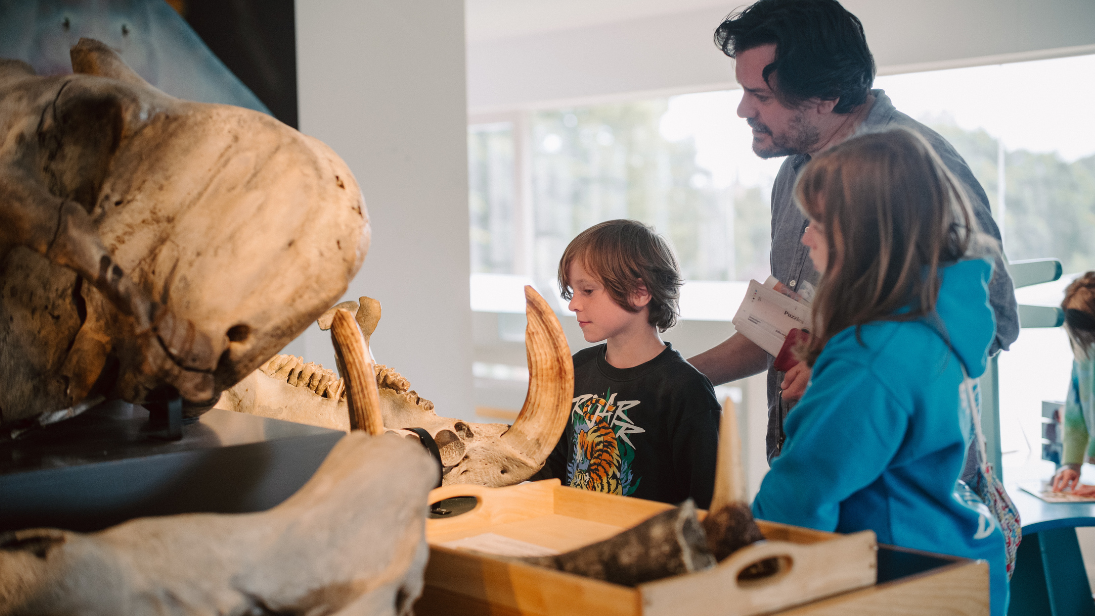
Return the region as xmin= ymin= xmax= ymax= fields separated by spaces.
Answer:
xmin=1009 ymin=477 xmax=1095 ymax=616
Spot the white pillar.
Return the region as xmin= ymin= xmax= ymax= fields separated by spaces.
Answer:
xmin=293 ymin=0 xmax=474 ymax=419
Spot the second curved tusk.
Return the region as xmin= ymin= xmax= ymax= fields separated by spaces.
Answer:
xmin=503 ymin=286 xmax=574 ymax=463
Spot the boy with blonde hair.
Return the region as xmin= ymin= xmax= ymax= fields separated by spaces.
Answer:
xmin=538 ymin=219 xmax=720 ymax=508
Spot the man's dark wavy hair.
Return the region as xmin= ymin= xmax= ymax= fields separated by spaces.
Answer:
xmin=714 ymin=0 xmax=875 ymax=113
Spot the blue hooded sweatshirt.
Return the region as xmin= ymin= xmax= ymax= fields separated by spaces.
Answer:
xmin=752 ymin=258 xmax=1008 ymax=615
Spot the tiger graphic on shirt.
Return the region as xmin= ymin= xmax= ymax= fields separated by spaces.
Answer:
xmin=566 ymin=389 xmax=646 ymax=497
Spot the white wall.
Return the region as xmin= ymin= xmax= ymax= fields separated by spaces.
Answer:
xmin=468 ymin=0 xmax=1095 ymax=113
xmin=293 ymin=1 xmax=475 ymax=419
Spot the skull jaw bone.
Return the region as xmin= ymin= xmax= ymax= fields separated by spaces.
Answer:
xmin=0 ymin=432 xmax=435 ymax=616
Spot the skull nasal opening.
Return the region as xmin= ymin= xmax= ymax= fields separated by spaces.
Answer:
xmin=226 ymin=324 xmax=250 ymax=343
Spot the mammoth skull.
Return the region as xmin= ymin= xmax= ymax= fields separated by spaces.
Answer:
xmin=0 ymin=39 xmax=367 ymax=430
xmin=217 ymin=286 xmax=574 ymax=487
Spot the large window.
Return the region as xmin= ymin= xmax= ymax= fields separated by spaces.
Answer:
xmin=471 ymin=54 xmax=1095 ymax=284
xmin=876 ymin=55 xmax=1095 ymax=273
xmin=530 ymin=99 xmax=778 ymax=284
xmin=468 ymin=96 xmax=784 ymax=299
xmin=468 ymin=122 xmax=517 ymax=275
xmin=469 ymin=53 xmax=1095 ymax=473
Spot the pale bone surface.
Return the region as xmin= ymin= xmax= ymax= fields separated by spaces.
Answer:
xmin=0 ymin=38 xmax=368 ymax=429
xmin=217 ymin=287 xmax=574 ymax=487
xmin=0 ymin=432 xmax=436 ymax=616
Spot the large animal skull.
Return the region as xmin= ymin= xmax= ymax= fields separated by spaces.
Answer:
xmin=0 ymin=39 xmax=367 ymax=429
xmin=217 ymin=287 xmax=574 ymax=487
xmin=0 ymin=431 xmax=436 ymax=616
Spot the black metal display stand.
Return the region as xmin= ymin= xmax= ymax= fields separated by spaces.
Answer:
xmin=0 ymin=401 xmax=344 ymax=533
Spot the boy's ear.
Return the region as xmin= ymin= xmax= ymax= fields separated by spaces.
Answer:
xmin=630 ymin=281 xmax=652 ymax=309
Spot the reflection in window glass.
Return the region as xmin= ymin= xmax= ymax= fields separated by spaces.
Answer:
xmin=468 ymin=122 xmax=516 ymax=274
xmin=530 ymin=99 xmax=776 ymax=285
xmin=877 ymin=54 xmax=1095 ymax=274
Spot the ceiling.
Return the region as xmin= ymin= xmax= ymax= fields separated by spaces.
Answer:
xmin=465 ymin=0 xmax=735 ymax=43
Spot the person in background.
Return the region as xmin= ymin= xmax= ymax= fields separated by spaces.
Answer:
xmin=536 ymin=220 xmax=721 ymax=509
xmin=1051 ymin=272 xmax=1095 ymax=495
xmin=751 ymin=128 xmax=1009 ymax=615
xmin=689 ymin=0 xmax=1019 ymax=463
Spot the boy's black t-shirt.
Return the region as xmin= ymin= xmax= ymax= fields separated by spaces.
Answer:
xmin=541 ymin=342 xmax=721 ymax=509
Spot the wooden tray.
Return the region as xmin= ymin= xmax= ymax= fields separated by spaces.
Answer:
xmin=417 ymin=479 xmax=902 ymax=616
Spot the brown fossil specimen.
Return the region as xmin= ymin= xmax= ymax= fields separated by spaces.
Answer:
xmin=521 ymin=499 xmax=717 ymax=586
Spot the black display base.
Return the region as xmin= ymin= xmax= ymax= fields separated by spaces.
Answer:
xmin=0 ymin=401 xmax=344 ymax=533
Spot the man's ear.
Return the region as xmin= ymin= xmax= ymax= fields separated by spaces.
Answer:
xmin=817 ymin=98 xmax=839 ymax=115
xmin=630 ymin=281 xmax=652 ymax=309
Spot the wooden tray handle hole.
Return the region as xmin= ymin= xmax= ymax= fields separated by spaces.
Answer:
xmin=428 ymin=495 xmax=480 ymax=519
xmin=736 ymin=555 xmax=792 ymax=588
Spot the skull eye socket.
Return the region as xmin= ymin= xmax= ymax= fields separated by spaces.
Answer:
xmin=453 ymin=421 xmax=474 ymax=439
xmin=434 ymin=429 xmax=466 ymax=467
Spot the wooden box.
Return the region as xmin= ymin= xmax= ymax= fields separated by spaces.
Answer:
xmin=416 ymin=480 xmax=989 ymax=616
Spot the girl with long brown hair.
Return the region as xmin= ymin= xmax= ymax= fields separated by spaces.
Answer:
xmin=751 ymin=128 xmax=1008 ymax=615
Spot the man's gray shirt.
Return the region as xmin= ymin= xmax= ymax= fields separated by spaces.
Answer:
xmin=763 ymin=89 xmax=1020 ymax=462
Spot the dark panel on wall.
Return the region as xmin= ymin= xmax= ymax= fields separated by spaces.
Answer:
xmin=176 ymin=0 xmax=298 ymax=128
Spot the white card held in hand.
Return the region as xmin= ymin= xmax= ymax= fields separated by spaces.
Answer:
xmin=732 ymin=279 xmax=812 ymax=356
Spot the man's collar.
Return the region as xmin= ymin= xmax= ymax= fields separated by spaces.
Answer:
xmin=792 ymin=153 xmax=811 ymax=170
xmin=801 ymin=90 xmax=881 ymax=157
xmin=855 ymin=89 xmax=892 ymax=135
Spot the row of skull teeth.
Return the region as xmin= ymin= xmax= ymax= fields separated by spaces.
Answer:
xmin=259 ymin=354 xmax=345 ymax=400
xmin=257 ymin=354 xmax=435 ymax=411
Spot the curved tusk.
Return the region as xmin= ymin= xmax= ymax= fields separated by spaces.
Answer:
xmin=503 ymin=286 xmax=574 ymax=463
xmin=330 ymin=309 xmax=384 ymax=435
xmin=709 ymin=396 xmax=745 ymax=512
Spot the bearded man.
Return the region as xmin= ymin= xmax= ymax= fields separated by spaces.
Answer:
xmin=688 ymin=0 xmax=1019 ymax=462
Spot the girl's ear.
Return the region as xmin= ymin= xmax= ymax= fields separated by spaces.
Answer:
xmin=630 ymin=281 xmax=652 ymax=309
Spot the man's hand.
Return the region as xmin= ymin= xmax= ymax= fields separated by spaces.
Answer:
xmin=780 ymin=362 xmax=811 ymax=404
xmin=1053 ymin=467 xmax=1081 ymax=492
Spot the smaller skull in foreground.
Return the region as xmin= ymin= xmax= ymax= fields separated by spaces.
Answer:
xmin=0 ymin=432 xmax=436 ymax=616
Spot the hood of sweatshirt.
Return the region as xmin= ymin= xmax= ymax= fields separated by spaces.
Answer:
xmin=929 ymin=258 xmax=997 ymax=379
